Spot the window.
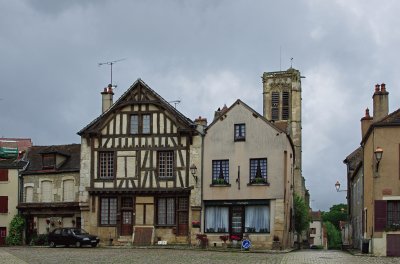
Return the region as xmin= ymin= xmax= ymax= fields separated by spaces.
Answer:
xmin=157 ymin=197 xmax=175 ymax=225
xmin=99 ymin=152 xmax=114 ymax=179
xmin=158 ymin=151 xmax=174 ymax=178
xmin=130 ymin=114 xmax=151 ymax=134
xmin=205 ymin=207 xmax=229 ymax=233
xmin=271 ymin=92 xmax=279 ymax=120
xmin=25 ymin=186 xmax=33 ymax=203
xmin=212 ymin=160 xmax=229 ymax=184
xmin=63 ymin=180 xmax=74 ymax=202
xmin=250 ymin=158 xmax=267 ymax=184
xmin=42 ymin=154 xmax=55 ymax=169
xmin=282 ymin=91 xmax=290 ymax=120
xmin=0 ymin=169 xmax=8 ymax=181
xmin=387 ymin=201 xmax=400 ymax=228
xmin=244 ymin=205 xmax=270 ymax=233
xmin=41 ymin=180 xmax=52 ymax=202
xmin=310 ymin=228 xmax=316 ymax=234
xmin=234 ymin=124 xmax=246 ymax=141
xmin=100 ymin=198 xmax=117 ymax=225
xmin=0 ymin=196 xmax=8 ymax=213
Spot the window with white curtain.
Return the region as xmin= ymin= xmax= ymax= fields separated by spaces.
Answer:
xmin=25 ymin=186 xmax=33 ymax=203
xmin=63 ymin=180 xmax=74 ymax=202
xmin=41 ymin=180 xmax=52 ymax=202
xmin=205 ymin=207 xmax=229 ymax=233
xmin=245 ymin=205 xmax=270 ymax=233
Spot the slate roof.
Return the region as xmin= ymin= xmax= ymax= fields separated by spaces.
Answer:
xmin=22 ymin=144 xmax=80 ymax=174
xmin=0 ymin=159 xmax=28 ymax=169
xmin=78 ymin=79 xmax=195 ymax=136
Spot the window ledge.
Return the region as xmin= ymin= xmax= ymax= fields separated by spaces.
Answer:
xmin=210 ymin=184 xmax=231 ymax=187
xmin=234 ymin=138 xmax=246 ymax=142
xmin=247 ymin=182 xmax=270 ymax=186
xmin=94 ymin=178 xmax=114 ymax=182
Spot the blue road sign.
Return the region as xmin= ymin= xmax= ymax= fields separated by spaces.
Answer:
xmin=242 ymin=239 xmax=251 ymax=249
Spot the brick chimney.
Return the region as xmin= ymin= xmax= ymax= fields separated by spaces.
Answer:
xmin=361 ymin=108 xmax=373 ymax=138
xmin=101 ymin=84 xmax=114 ymax=113
xmin=372 ymin=83 xmax=389 ymax=122
xmin=194 ymin=116 xmax=207 ymax=127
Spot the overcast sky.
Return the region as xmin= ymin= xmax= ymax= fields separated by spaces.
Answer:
xmin=1 ymin=0 xmax=399 ymax=211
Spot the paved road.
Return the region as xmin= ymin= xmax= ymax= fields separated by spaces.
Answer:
xmin=1 ymin=247 xmax=400 ymax=264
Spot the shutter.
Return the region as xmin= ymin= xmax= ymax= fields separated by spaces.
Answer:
xmin=41 ymin=181 xmax=52 ymax=202
xmin=25 ymin=187 xmax=33 ymax=203
xmin=0 ymin=196 xmax=8 ymax=213
xmin=0 ymin=170 xmax=8 ymax=181
xmin=375 ymin=200 xmax=387 ymax=231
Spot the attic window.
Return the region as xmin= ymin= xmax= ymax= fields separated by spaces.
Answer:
xmin=234 ymin=124 xmax=246 ymax=141
xmin=42 ymin=154 xmax=56 ymax=169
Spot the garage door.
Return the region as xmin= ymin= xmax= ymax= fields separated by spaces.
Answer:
xmin=387 ymin=234 xmax=400 ymax=257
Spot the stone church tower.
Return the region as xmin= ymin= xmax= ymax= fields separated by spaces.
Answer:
xmin=262 ymin=68 xmax=306 ymax=198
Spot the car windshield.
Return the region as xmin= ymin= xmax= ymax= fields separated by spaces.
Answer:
xmin=71 ymin=229 xmax=89 ymax=235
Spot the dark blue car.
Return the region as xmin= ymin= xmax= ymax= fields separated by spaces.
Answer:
xmin=48 ymin=228 xmax=100 ymax=248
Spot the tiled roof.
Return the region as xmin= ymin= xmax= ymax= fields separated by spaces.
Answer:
xmin=0 ymin=159 xmax=28 ymax=169
xmin=23 ymin=144 xmax=80 ymax=174
xmin=0 ymin=138 xmax=32 ymax=152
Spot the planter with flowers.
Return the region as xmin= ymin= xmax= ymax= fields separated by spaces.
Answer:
xmin=219 ymin=235 xmax=229 ymax=248
xmin=196 ymin=234 xmax=208 ymax=249
xmin=230 ymin=235 xmax=241 ymax=248
xmin=192 ymin=220 xmax=200 ymax=228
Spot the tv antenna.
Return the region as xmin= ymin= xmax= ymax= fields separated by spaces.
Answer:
xmin=98 ymin=58 xmax=126 ymax=87
xmin=169 ymin=100 xmax=181 ymax=109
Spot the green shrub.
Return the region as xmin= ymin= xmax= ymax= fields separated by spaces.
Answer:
xmin=6 ymin=215 xmax=25 ymax=245
xmin=31 ymin=234 xmax=48 ymax=246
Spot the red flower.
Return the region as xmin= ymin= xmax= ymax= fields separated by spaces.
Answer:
xmin=230 ymin=235 xmax=241 ymax=241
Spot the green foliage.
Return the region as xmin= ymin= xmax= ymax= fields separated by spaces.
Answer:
xmin=294 ymin=195 xmax=310 ymax=235
xmin=324 ymin=221 xmax=342 ymax=249
xmin=322 ymin=203 xmax=348 ymax=230
xmin=6 ymin=215 xmax=25 ymax=246
xmin=30 ymin=234 xmax=48 ymax=246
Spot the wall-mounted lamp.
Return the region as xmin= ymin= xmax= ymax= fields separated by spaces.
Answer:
xmin=374 ymin=147 xmax=383 ymax=172
xmin=190 ymin=164 xmax=198 ymax=183
xmin=335 ymin=181 xmax=347 ymax=192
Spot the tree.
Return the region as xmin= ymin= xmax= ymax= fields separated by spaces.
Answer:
xmin=294 ymin=194 xmax=310 ymax=247
xmin=324 ymin=221 xmax=341 ymax=249
xmin=322 ymin=203 xmax=348 ymax=230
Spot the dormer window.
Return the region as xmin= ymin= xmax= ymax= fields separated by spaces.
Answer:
xmin=42 ymin=154 xmax=56 ymax=169
xmin=234 ymin=124 xmax=246 ymax=141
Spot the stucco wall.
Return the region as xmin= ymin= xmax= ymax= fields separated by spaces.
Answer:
xmin=0 ymin=168 xmax=19 ymax=237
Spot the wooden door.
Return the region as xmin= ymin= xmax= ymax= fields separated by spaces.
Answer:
xmin=121 ymin=211 xmax=133 ymax=236
xmin=0 ymin=227 xmax=6 ymax=246
xmin=177 ymin=197 xmax=188 ymax=236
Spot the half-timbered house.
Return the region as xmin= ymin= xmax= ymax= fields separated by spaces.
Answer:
xmin=78 ymin=80 xmax=203 ymax=245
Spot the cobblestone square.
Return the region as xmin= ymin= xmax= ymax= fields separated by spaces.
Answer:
xmin=1 ymin=247 xmax=400 ymax=264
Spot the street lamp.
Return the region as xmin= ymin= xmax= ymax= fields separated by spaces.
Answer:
xmin=374 ymin=147 xmax=383 ymax=172
xmin=335 ymin=181 xmax=347 ymax=192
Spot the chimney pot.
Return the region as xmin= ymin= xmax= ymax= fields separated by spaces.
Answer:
xmin=381 ymin=83 xmax=386 ymax=92
xmin=365 ymin=108 xmax=370 ymax=118
xmin=375 ymin=84 xmax=380 ymax=92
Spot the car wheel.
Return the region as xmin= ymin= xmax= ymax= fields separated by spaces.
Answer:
xmin=91 ymin=243 xmax=97 ymax=248
xmin=75 ymin=241 xmax=81 ymax=248
xmin=49 ymin=241 xmax=56 ymax=248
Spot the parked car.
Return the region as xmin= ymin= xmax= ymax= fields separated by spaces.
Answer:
xmin=48 ymin=228 xmax=100 ymax=248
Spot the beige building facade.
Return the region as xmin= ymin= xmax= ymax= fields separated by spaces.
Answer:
xmin=203 ymin=100 xmax=294 ymax=249
xmin=347 ymin=83 xmax=400 ymax=256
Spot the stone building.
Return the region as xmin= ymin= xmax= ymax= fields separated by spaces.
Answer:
xmin=17 ymin=144 xmax=81 ymax=243
xmin=262 ymin=68 xmax=307 ymax=199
